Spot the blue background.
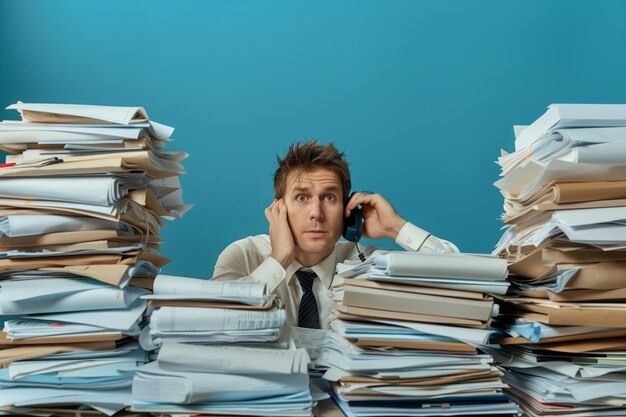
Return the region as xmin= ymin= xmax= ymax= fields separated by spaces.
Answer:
xmin=1 ymin=0 xmax=626 ymax=278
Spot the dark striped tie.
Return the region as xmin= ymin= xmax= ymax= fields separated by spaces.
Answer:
xmin=295 ymin=269 xmax=321 ymax=329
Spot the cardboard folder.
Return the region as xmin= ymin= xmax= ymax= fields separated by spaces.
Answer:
xmin=38 ymin=263 xmax=153 ymax=287
xmin=0 ymin=249 xmax=151 ymax=265
xmin=0 ymin=254 xmax=123 ymax=274
xmin=0 ymin=340 xmax=116 ymax=366
xmin=336 ymin=385 xmax=498 ymax=399
xmin=344 ymin=278 xmax=486 ymax=300
xmin=344 ymin=282 xmax=494 ymax=321
xmin=348 ymin=337 xmax=475 ymax=353
xmin=541 ymin=337 xmax=626 ymax=353
xmin=508 ymin=244 xmax=626 ymax=279
xmin=339 ymin=369 xmax=499 ymax=386
xmin=515 ymin=287 xmax=626 ymax=302
xmin=556 ymin=181 xmax=626 ymax=204
xmin=0 ymin=230 xmax=159 ymax=249
xmin=339 ymin=368 xmax=496 ymax=384
xmin=0 ymin=153 xmax=183 ymax=179
xmin=511 ymin=259 xmax=626 ymax=292
xmin=0 ymin=331 xmax=123 ymax=345
xmin=566 ymin=261 xmax=626 ymax=290
xmin=336 ymin=306 xmax=490 ymax=329
xmin=505 ymin=197 xmax=626 ymax=225
xmin=501 ymin=297 xmax=626 ymax=327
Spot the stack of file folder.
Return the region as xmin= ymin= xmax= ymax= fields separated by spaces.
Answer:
xmin=314 ymin=250 xmax=519 ymax=417
xmin=491 ymin=103 xmax=626 ymax=416
xmin=131 ymin=274 xmax=313 ymax=416
xmin=0 ymin=102 xmax=190 ymax=416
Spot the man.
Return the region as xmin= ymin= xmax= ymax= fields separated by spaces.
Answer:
xmin=213 ymin=140 xmax=458 ymax=329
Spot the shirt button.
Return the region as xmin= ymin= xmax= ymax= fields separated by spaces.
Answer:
xmin=407 ymin=238 xmax=413 ymax=244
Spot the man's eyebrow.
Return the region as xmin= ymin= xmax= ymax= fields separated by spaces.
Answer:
xmin=291 ymin=186 xmax=311 ymax=193
xmin=290 ymin=185 xmax=341 ymax=193
xmin=320 ymin=185 xmax=341 ymax=192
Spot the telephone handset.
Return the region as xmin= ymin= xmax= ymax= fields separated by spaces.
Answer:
xmin=342 ymin=192 xmax=366 ymax=261
xmin=342 ymin=192 xmax=363 ymax=243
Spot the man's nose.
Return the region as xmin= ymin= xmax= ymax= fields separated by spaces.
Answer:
xmin=309 ymin=199 xmax=324 ymax=221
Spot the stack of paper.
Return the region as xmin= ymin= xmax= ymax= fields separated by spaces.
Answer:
xmin=0 ymin=406 xmax=146 ymax=417
xmin=139 ymin=274 xmax=284 ymax=346
xmin=0 ymin=102 xmax=190 ymax=416
xmin=317 ymin=251 xmax=519 ymax=417
xmin=131 ymin=275 xmax=313 ymax=416
xmin=492 ymin=103 xmax=626 ymax=416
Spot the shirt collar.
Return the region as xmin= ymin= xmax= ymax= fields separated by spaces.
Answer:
xmin=285 ymin=245 xmax=339 ymax=288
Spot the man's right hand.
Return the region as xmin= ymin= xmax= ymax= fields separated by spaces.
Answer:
xmin=265 ymin=199 xmax=296 ymax=269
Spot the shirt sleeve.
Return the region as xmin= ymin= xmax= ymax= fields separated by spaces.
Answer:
xmin=395 ymin=222 xmax=459 ymax=254
xmin=212 ymin=240 xmax=287 ymax=293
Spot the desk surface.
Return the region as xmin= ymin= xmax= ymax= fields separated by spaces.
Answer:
xmin=314 ymin=398 xmax=345 ymax=417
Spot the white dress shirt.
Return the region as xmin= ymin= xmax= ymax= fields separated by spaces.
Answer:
xmin=212 ymin=222 xmax=458 ymax=329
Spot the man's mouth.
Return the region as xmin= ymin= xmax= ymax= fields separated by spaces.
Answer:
xmin=305 ymin=230 xmax=328 ymax=236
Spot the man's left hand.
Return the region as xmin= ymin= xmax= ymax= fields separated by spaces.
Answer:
xmin=345 ymin=192 xmax=407 ymax=241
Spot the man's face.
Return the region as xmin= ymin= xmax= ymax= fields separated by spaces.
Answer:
xmin=283 ymin=167 xmax=344 ymax=260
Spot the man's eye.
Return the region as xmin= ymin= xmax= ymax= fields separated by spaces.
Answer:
xmin=323 ymin=195 xmax=336 ymax=202
xmin=296 ymin=195 xmax=308 ymax=202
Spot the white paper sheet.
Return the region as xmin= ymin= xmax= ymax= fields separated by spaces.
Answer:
xmin=0 ymin=214 xmax=130 ymax=237
xmin=7 ymin=102 xmax=148 ymax=125
xmin=150 ymin=307 xmax=284 ymax=332
xmin=157 ymin=342 xmax=309 ymax=374
xmin=0 ymin=279 xmax=148 ymax=315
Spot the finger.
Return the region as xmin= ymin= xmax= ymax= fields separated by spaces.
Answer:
xmin=271 ymin=199 xmax=286 ymax=225
xmin=278 ymin=200 xmax=295 ymax=238
xmin=270 ymin=199 xmax=281 ymax=217
xmin=278 ymin=200 xmax=288 ymax=222
xmin=265 ymin=200 xmax=276 ymax=223
xmin=345 ymin=192 xmax=365 ymax=216
xmin=267 ymin=199 xmax=280 ymax=222
xmin=346 ymin=192 xmax=379 ymax=211
xmin=266 ymin=200 xmax=277 ymax=213
xmin=345 ymin=193 xmax=359 ymax=212
xmin=278 ymin=199 xmax=289 ymax=215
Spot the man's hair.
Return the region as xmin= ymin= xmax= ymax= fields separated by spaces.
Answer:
xmin=274 ymin=140 xmax=351 ymax=201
